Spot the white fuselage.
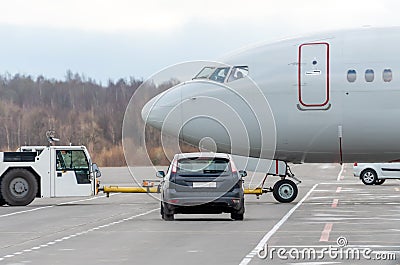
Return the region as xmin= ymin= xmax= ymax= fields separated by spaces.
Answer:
xmin=142 ymin=27 xmax=400 ymax=163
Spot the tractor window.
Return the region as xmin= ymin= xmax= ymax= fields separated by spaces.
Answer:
xmin=56 ymin=150 xmax=89 ymax=171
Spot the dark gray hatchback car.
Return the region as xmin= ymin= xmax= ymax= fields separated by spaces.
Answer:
xmin=157 ymin=153 xmax=246 ymax=221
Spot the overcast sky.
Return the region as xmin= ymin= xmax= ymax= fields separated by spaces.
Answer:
xmin=1 ymin=0 xmax=399 ymax=83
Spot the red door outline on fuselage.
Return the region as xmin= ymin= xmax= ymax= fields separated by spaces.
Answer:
xmin=298 ymin=42 xmax=330 ymax=108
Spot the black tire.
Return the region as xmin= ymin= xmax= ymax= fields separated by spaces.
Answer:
xmin=361 ymin=169 xmax=377 ymax=185
xmin=163 ymin=213 xmax=174 ymax=221
xmin=375 ymin=179 xmax=386 ymax=185
xmin=0 ymin=180 xmax=6 ymax=206
xmin=0 ymin=169 xmax=38 ymax=206
xmin=162 ymin=202 xmax=174 ymax=221
xmin=0 ymin=195 xmax=6 ymax=206
xmin=231 ymin=212 xmax=244 ymax=220
xmin=273 ymin=179 xmax=298 ymax=203
xmin=231 ymin=199 xmax=245 ymax=220
xmin=160 ymin=202 xmax=164 ymax=219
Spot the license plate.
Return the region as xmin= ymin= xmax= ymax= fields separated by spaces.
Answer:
xmin=192 ymin=182 xmax=217 ymax=188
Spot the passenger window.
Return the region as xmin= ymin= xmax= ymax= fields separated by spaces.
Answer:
xmin=383 ymin=69 xmax=392 ymax=82
xmin=365 ymin=69 xmax=374 ymax=82
xmin=347 ymin=69 xmax=357 ymax=83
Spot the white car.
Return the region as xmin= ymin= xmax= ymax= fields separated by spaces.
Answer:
xmin=353 ymin=162 xmax=400 ymax=185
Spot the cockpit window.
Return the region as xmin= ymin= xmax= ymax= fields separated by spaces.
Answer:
xmin=209 ymin=67 xmax=230 ymax=83
xmin=227 ymin=66 xmax=249 ymax=82
xmin=193 ymin=65 xmax=249 ymax=83
xmin=194 ymin=67 xmax=215 ymax=79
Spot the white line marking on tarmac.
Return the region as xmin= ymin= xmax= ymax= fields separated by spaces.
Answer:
xmin=0 ymin=194 xmax=117 ymax=218
xmin=0 ymin=194 xmax=114 ymax=218
xmin=320 ymin=183 xmax=360 ymax=185
xmin=395 ymin=188 xmax=399 ymax=192
xmin=256 ymin=244 xmax=400 ymax=248
xmin=0 ymin=205 xmax=54 ymax=218
xmin=336 ymin=164 xmax=344 ymax=181
xmin=0 ymin=208 xmax=159 ymax=262
xmin=187 ymin=250 xmax=202 ymax=253
xmin=239 ymin=184 xmax=318 ymax=265
xmin=347 ymin=245 xmax=400 ymax=248
xmin=319 ymin=223 xmax=333 ymax=242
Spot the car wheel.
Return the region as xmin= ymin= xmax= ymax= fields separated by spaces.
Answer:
xmin=374 ymin=179 xmax=386 ymax=185
xmin=162 ymin=202 xmax=174 ymax=221
xmin=231 ymin=212 xmax=244 ymax=220
xmin=160 ymin=202 xmax=164 ymax=219
xmin=163 ymin=213 xmax=174 ymax=221
xmin=361 ymin=169 xmax=377 ymax=185
xmin=231 ymin=199 xmax=245 ymax=221
xmin=273 ymin=179 xmax=298 ymax=203
xmin=0 ymin=195 xmax=6 ymax=206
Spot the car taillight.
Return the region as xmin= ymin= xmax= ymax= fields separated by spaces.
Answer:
xmin=354 ymin=162 xmax=358 ymax=167
xmin=172 ymin=159 xmax=178 ymax=173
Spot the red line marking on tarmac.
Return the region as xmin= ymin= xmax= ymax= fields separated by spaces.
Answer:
xmin=336 ymin=187 xmax=342 ymax=193
xmin=332 ymin=199 xmax=339 ymax=208
xmin=320 ymin=223 xmax=333 ymax=242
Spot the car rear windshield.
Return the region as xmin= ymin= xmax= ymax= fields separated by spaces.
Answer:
xmin=177 ymin=157 xmax=230 ymax=174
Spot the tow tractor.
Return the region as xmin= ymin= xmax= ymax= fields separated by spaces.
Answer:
xmin=101 ymin=160 xmax=301 ymax=203
xmin=0 ymin=132 xmax=101 ymax=206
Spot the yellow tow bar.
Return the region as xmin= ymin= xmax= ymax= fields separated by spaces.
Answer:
xmin=244 ymin=187 xmax=263 ymax=195
xmin=100 ymin=185 xmax=269 ymax=198
xmin=101 ymin=186 xmax=160 ymax=197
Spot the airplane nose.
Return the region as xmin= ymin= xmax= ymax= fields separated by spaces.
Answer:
xmin=141 ymin=84 xmax=183 ymax=130
xmin=141 ymin=94 xmax=162 ymax=129
xmin=141 ymin=79 xmax=276 ymax=158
